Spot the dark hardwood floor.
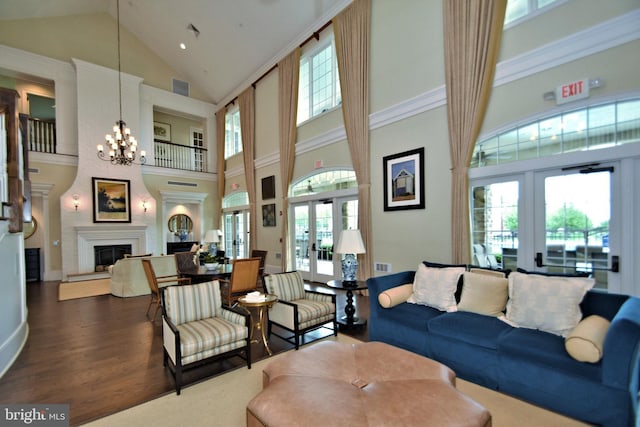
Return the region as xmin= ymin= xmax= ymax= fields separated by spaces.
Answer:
xmin=0 ymin=280 xmax=369 ymax=426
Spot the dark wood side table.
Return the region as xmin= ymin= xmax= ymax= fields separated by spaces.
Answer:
xmin=326 ymin=280 xmax=368 ymax=329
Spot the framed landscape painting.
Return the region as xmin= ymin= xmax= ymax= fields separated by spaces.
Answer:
xmin=383 ymin=147 xmax=425 ymax=211
xmin=153 ymin=122 xmax=171 ymax=141
xmin=92 ymin=177 xmax=131 ymax=223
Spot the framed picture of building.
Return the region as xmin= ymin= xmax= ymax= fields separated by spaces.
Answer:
xmin=383 ymin=147 xmax=425 ymax=211
xmin=92 ymin=177 xmax=131 ymax=223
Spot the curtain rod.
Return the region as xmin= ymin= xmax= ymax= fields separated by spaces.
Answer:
xmin=225 ymin=20 xmax=334 ymax=109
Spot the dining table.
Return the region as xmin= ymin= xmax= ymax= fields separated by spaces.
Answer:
xmin=179 ymin=263 xmax=233 ymax=284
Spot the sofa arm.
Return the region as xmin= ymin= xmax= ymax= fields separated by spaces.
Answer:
xmin=602 ymin=297 xmax=640 ymax=393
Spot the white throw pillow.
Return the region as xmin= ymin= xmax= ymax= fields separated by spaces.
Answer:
xmin=407 ymin=263 xmax=464 ymax=312
xmin=505 ymin=271 xmax=595 ymax=337
xmin=458 ymin=271 xmax=508 ymax=317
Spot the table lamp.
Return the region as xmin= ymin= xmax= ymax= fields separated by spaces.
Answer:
xmin=204 ymin=229 xmax=221 ymax=254
xmin=335 ymin=229 xmax=365 ymax=286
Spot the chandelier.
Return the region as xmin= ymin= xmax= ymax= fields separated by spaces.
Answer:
xmin=97 ymin=0 xmax=146 ymax=166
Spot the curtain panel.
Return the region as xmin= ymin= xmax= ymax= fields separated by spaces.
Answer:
xmin=239 ymin=87 xmax=257 ymax=254
xmin=277 ymin=49 xmax=300 ymax=271
xmin=216 ymin=107 xmax=226 ymax=224
xmin=443 ymin=0 xmax=506 ymax=264
xmin=333 ymin=0 xmax=373 ymax=281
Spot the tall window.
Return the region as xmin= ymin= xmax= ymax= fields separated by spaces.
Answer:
xmin=224 ymin=108 xmax=242 ymax=159
xmin=504 ymin=0 xmax=563 ymax=27
xmin=297 ymin=38 xmax=342 ymax=124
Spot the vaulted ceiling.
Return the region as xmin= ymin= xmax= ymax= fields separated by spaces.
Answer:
xmin=0 ymin=0 xmax=350 ymax=105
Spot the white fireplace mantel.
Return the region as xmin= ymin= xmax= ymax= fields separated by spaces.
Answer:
xmin=76 ymin=225 xmax=147 ymax=273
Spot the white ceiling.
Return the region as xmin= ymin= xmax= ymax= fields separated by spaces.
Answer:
xmin=0 ymin=0 xmax=351 ymax=105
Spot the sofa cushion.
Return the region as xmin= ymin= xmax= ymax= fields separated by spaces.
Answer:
xmin=458 ymin=272 xmax=508 ymax=317
xmin=408 ymin=263 xmax=464 ymax=312
xmin=504 ymin=271 xmax=594 ymax=337
xmin=378 ymin=284 xmax=413 ymax=308
xmin=498 ymin=328 xmax=602 ymax=380
xmin=565 ymin=315 xmax=610 ymax=363
xmin=428 ymin=311 xmax=514 ymax=350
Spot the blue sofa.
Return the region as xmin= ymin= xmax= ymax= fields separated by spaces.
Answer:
xmin=367 ymin=270 xmax=640 ymax=427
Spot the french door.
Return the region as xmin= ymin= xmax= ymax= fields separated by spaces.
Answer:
xmin=291 ymin=197 xmax=357 ymax=283
xmin=534 ymin=164 xmax=618 ymax=290
xmin=470 ymin=162 xmax=619 ymax=291
xmin=223 ymin=210 xmax=250 ymax=260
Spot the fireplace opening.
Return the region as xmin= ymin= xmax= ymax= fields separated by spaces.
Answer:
xmin=94 ymin=244 xmax=132 ymax=272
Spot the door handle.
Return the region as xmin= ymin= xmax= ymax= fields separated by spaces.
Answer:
xmin=311 ymin=243 xmax=316 ymax=252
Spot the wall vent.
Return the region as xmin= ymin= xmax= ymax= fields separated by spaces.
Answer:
xmin=172 ymin=78 xmax=190 ymax=97
xmin=374 ymin=262 xmax=392 ymax=273
xmin=167 ymin=181 xmax=197 ymax=187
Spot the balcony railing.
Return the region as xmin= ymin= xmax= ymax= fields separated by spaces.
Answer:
xmin=153 ymin=140 xmax=208 ymax=172
xmin=29 ymin=118 xmax=56 ymax=153
xmin=26 ymin=120 xmax=209 ymax=173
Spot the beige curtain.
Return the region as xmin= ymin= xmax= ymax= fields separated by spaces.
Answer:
xmin=333 ymin=0 xmax=372 ymax=281
xmin=444 ymin=0 xmax=506 ymax=264
xmin=239 ymin=87 xmax=257 ymax=254
xmin=216 ymin=107 xmax=226 ymax=228
xmin=278 ymin=49 xmax=300 ymax=271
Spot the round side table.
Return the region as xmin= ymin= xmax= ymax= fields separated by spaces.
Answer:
xmin=326 ymin=280 xmax=368 ymax=329
xmin=237 ymin=294 xmax=278 ymax=355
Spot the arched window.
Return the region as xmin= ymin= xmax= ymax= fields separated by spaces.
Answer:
xmin=290 ymin=169 xmax=357 ymax=197
xmin=471 ymin=98 xmax=640 ymax=168
xmin=222 ymin=191 xmax=248 ymax=208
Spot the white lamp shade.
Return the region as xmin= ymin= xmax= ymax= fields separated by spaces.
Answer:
xmin=204 ymin=229 xmax=221 ymax=243
xmin=335 ymin=229 xmax=365 ymax=254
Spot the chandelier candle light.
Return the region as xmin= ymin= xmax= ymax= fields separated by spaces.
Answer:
xmin=97 ymin=0 xmax=146 ymax=166
xmin=335 ymin=229 xmax=366 ymax=287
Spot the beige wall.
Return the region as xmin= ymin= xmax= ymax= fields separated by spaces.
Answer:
xmin=0 ymin=13 xmax=210 ymax=101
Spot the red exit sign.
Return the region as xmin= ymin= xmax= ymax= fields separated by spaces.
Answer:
xmin=555 ymin=78 xmax=590 ymax=105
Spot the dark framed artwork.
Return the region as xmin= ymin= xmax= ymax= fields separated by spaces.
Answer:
xmin=383 ymin=147 xmax=425 ymax=211
xmin=92 ymin=177 xmax=131 ymax=223
xmin=261 ymin=175 xmax=275 ymax=200
xmin=262 ymin=203 xmax=276 ymax=227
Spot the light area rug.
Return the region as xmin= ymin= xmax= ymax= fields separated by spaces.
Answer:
xmin=58 ymin=279 xmax=111 ymax=301
xmin=82 ymin=334 xmax=588 ymax=427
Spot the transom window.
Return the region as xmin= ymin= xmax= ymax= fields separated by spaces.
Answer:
xmin=224 ymin=108 xmax=242 ymax=159
xmin=222 ymin=192 xmax=248 ymax=209
xmin=504 ymin=0 xmax=564 ymax=27
xmin=290 ymin=169 xmax=357 ymax=197
xmin=471 ymin=99 xmax=640 ymax=168
xmin=297 ymin=37 xmax=342 ymax=124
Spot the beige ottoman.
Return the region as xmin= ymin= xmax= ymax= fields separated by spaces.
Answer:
xmin=247 ymin=341 xmax=491 ymax=426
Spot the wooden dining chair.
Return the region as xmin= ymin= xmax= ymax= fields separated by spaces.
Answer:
xmin=219 ymin=257 xmax=261 ymax=307
xmin=141 ymin=259 xmax=191 ymax=321
xmin=174 ymin=251 xmax=197 ymax=275
xmin=250 ymin=249 xmax=268 ymax=291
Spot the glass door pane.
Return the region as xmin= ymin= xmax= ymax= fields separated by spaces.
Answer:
xmin=543 ymin=171 xmax=611 ymax=289
xmin=293 ymin=205 xmax=310 ymax=273
xmin=315 ymin=202 xmax=334 ymax=279
xmin=470 ymin=181 xmax=519 ymax=270
xmin=223 ymin=210 xmax=249 ymax=260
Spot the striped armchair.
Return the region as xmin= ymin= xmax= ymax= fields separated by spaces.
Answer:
xmin=264 ymin=271 xmax=337 ymax=349
xmin=161 ymin=280 xmax=251 ymax=394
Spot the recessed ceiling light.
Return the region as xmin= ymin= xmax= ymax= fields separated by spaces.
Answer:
xmin=180 ymin=43 xmax=186 ymax=50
